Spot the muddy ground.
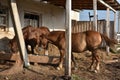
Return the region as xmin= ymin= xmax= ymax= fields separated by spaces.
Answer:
xmin=0 ymin=31 xmax=120 ymax=80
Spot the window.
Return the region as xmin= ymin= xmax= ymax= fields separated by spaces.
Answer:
xmin=0 ymin=9 xmax=6 ymax=25
xmin=0 ymin=5 xmax=8 ymax=31
xmin=24 ymin=12 xmax=42 ymax=27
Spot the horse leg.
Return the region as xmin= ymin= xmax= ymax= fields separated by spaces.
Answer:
xmin=89 ymin=53 xmax=95 ymax=71
xmin=71 ymin=53 xmax=77 ymax=69
xmin=90 ymin=50 xmax=100 ymax=73
xmin=57 ymin=49 xmax=65 ymax=70
xmin=94 ymin=51 xmax=100 ymax=73
xmin=44 ymin=43 xmax=49 ymax=55
xmin=31 ymin=45 xmax=35 ymax=54
xmin=34 ymin=44 xmax=40 ymax=55
xmin=25 ymin=43 xmax=29 ymax=54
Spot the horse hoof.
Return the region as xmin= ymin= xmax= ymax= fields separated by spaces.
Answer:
xmin=56 ymin=67 xmax=61 ymax=70
xmin=94 ymin=70 xmax=100 ymax=73
xmin=94 ymin=70 xmax=98 ymax=73
xmin=88 ymin=68 xmax=94 ymax=72
xmin=45 ymin=50 xmax=48 ymax=55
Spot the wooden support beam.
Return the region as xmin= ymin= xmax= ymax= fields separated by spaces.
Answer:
xmin=106 ymin=8 xmax=110 ymax=37
xmin=65 ymin=0 xmax=72 ymax=78
xmin=8 ymin=0 xmax=29 ymax=67
xmin=98 ymin=0 xmax=116 ymax=12
xmin=93 ymin=0 xmax=98 ymax=31
xmin=106 ymin=8 xmax=110 ymax=54
xmin=114 ymin=12 xmax=117 ymax=38
xmin=118 ymin=11 xmax=120 ymax=33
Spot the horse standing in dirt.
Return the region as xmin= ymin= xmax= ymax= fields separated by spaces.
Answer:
xmin=40 ymin=30 xmax=117 ymax=72
xmin=9 ymin=25 xmax=50 ymax=54
xmin=26 ymin=26 xmax=50 ymax=54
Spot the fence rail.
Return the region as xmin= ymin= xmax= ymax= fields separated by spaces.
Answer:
xmin=72 ymin=20 xmax=114 ymax=39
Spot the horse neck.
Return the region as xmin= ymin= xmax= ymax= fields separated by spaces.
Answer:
xmin=47 ymin=32 xmax=61 ymax=43
xmin=47 ymin=35 xmax=58 ymax=43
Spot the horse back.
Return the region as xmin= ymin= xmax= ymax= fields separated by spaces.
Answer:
xmin=72 ymin=32 xmax=87 ymax=52
xmin=47 ymin=31 xmax=65 ymax=42
xmin=45 ymin=31 xmax=65 ymax=49
xmin=85 ymin=31 xmax=102 ymax=50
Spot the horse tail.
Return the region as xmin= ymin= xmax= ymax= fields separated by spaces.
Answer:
xmin=100 ymin=34 xmax=117 ymax=46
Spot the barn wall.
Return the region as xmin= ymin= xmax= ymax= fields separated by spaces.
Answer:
xmin=1 ymin=0 xmax=65 ymax=33
xmin=18 ymin=0 xmax=66 ymax=30
xmin=71 ymin=11 xmax=80 ymax=21
xmin=2 ymin=0 xmax=80 ymax=34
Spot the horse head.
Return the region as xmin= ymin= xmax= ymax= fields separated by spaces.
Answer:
xmin=39 ymin=34 xmax=49 ymax=50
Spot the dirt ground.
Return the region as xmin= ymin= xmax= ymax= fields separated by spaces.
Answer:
xmin=0 ymin=31 xmax=120 ymax=80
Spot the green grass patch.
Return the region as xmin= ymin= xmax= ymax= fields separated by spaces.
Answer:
xmin=71 ymin=74 xmax=86 ymax=80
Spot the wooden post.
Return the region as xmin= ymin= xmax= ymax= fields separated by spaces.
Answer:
xmin=114 ymin=12 xmax=117 ymax=39
xmin=93 ymin=0 xmax=97 ymax=31
xmin=118 ymin=11 xmax=120 ymax=33
xmin=65 ymin=0 xmax=72 ymax=78
xmin=106 ymin=8 xmax=110 ymax=54
xmin=98 ymin=0 xmax=117 ymax=54
xmin=106 ymin=8 xmax=110 ymax=37
xmin=8 ymin=0 xmax=30 ymax=67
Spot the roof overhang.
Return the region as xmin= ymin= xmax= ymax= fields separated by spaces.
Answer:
xmin=38 ymin=0 xmax=120 ymax=10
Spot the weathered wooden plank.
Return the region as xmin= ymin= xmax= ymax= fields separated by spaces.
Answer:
xmin=8 ymin=0 xmax=29 ymax=67
xmin=29 ymin=55 xmax=59 ymax=64
xmin=0 ymin=53 xmax=18 ymax=60
xmin=0 ymin=53 xmax=59 ymax=64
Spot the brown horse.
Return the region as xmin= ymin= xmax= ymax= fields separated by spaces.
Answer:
xmin=9 ymin=25 xmax=50 ymax=54
xmin=9 ymin=25 xmax=35 ymax=53
xmin=40 ymin=30 xmax=117 ymax=72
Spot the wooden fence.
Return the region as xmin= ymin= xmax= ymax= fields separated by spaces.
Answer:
xmin=72 ymin=20 xmax=114 ymax=38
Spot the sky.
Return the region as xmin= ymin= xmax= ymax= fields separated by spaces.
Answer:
xmin=117 ymin=0 xmax=120 ymax=3
xmin=80 ymin=10 xmax=115 ymax=21
xmin=79 ymin=0 xmax=120 ymax=32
